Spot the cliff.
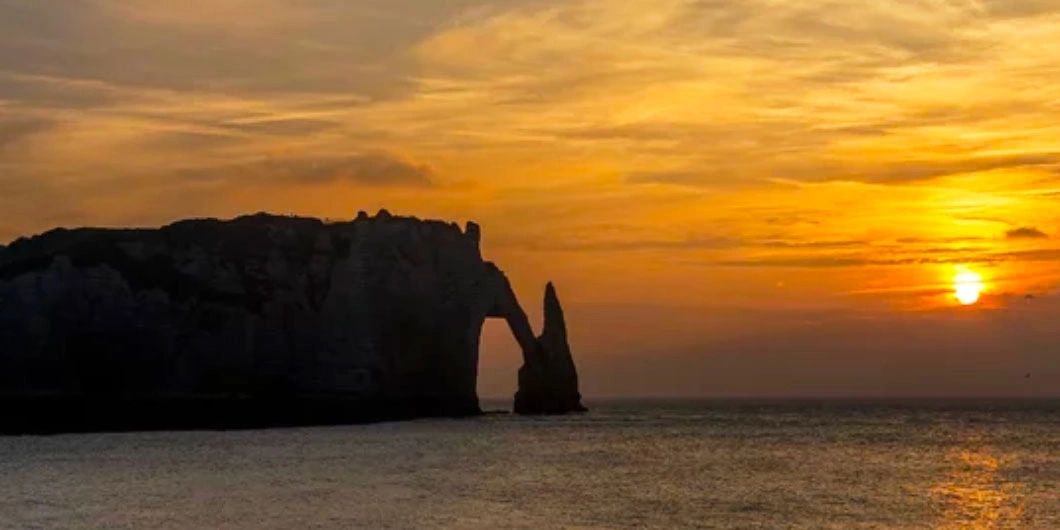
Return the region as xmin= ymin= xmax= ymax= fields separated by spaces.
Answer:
xmin=0 ymin=212 xmax=585 ymax=433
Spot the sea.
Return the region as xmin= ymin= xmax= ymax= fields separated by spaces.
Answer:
xmin=1 ymin=399 xmax=1057 ymax=529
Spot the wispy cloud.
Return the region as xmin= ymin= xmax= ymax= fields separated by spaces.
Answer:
xmin=713 ymin=247 xmax=1060 ymax=268
xmin=232 ymin=153 xmax=437 ymax=187
xmin=1006 ymin=226 xmax=1049 ymax=240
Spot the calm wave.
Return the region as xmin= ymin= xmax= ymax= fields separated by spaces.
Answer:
xmin=2 ymin=399 xmax=1057 ymax=528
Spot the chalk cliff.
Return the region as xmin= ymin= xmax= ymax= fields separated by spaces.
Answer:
xmin=0 ymin=212 xmax=584 ymax=433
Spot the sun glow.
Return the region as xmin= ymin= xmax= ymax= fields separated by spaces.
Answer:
xmin=954 ymin=268 xmax=984 ymax=306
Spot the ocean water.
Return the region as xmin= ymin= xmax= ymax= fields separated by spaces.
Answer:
xmin=0 ymin=399 xmax=1056 ymax=529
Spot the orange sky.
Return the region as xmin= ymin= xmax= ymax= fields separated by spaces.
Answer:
xmin=1 ymin=1 xmax=1058 ymax=397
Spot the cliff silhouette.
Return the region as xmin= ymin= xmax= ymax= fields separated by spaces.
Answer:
xmin=0 ymin=212 xmax=585 ymax=434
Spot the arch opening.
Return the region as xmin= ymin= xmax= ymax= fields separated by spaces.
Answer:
xmin=469 ymin=269 xmax=585 ymax=415
xmin=475 ymin=318 xmax=524 ymax=410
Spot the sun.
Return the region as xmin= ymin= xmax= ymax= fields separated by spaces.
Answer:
xmin=953 ymin=268 xmax=984 ymax=306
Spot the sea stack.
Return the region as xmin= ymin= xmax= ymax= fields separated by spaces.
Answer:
xmin=0 ymin=212 xmax=586 ymax=433
xmin=514 ymin=283 xmax=587 ymax=414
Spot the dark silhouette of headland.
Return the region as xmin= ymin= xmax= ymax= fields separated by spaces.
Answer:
xmin=0 ymin=211 xmax=585 ymax=434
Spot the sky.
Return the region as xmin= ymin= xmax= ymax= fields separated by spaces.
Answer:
xmin=1 ymin=0 xmax=1059 ymax=397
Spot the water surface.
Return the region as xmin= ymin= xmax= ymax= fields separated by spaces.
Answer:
xmin=1 ymin=399 xmax=1056 ymax=528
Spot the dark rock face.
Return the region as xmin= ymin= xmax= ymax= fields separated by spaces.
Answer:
xmin=0 ymin=212 xmax=585 ymax=433
xmin=514 ymin=283 xmax=587 ymax=414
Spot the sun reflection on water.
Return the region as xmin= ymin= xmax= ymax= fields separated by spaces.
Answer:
xmin=930 ymin=446 xmax=1026 ymax=529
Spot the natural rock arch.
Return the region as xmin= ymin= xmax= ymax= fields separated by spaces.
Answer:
xmin=473 ymin=264 xmax=586 ymax=414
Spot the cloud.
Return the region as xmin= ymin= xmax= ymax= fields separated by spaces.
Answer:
xmin=206 ymin=153 xmax=437 ymax=187
xmin=1006 ymin=227 xmax=1049 ymax=240
xmin=292 ymin=154 xmax=435 ymax=186
xmin=0 ymin=0 xmax=435 ymax=99
xmin=135 ymin=130 xmax=246 ymax=151
xmin=895 ymin=236 xmax=988 ymax=244
xmin=0 ymin=116 xmax=54 ymax=151
xmin=758 ymin=239 xmax=866 ymax=250
xmin=714 ymin=256 xmax=929 ymax=268
xmin=983 ymin=0 xmax=1060 ymax=19
xmin=224 ymin=118 xmax=341 ymax=136
xmin=625 ymin=170 xmax=730 ymax=187
xmin=999 ymin=248 xmax=1060 ymax=262
xmin=93 ymin=0 xmax=310 ymax=33
xmin=493 ymin=234 xmax=868 ymax=253
xmin=713 ymin=246 xmax=1060 ymax=268
xmin=493 ymin=234 xmax=744 ymax=252
xmin=765 ymin=215 xmax=822 ymax=226
xmin=841 ymin=154 xmax=1060 ymax=184
xmin=0 ymin=72 xmax=124 ymax=109
xmin=625 ymin=152 xmax=1060 ymax=188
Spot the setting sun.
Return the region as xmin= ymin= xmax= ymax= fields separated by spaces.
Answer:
xmin=954 ymin=269 xmax=985 ymax=306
